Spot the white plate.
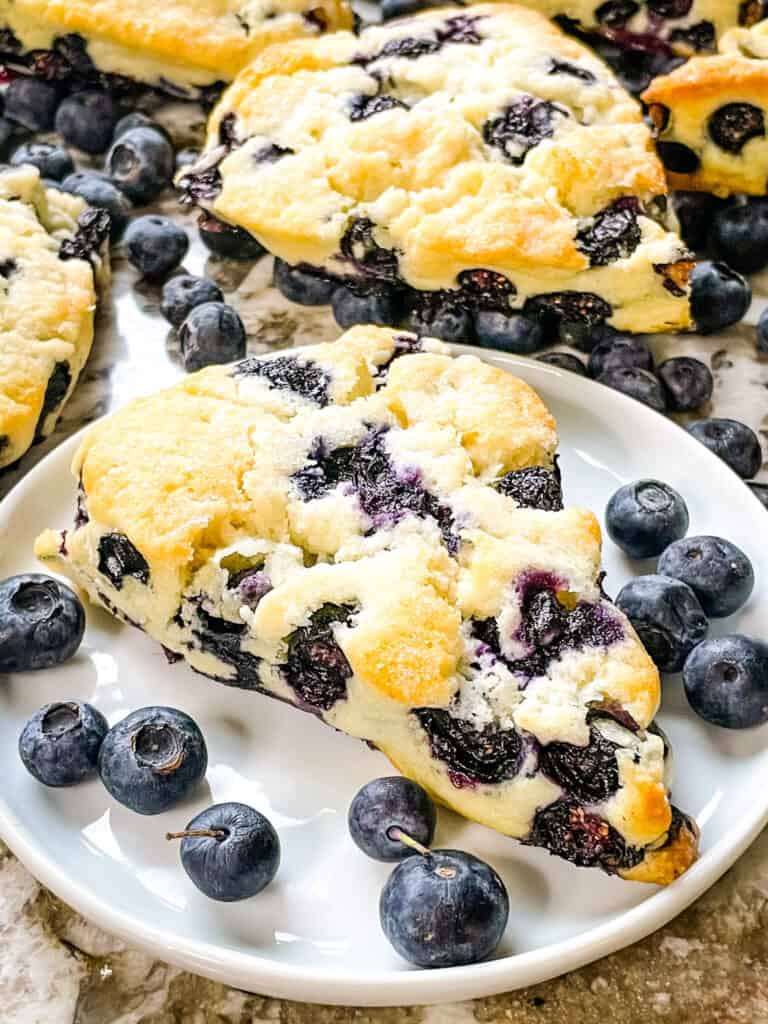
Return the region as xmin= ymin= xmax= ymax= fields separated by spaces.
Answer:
xmin=0 ymin=348 xmax=766 ymax=1007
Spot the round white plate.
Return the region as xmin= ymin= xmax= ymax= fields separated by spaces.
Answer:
xmin=0 ymin=348 xmax=766 ymax=1007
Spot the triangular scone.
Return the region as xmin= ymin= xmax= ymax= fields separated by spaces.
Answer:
xmin=36 ymin=326 xmax=698 ymax=884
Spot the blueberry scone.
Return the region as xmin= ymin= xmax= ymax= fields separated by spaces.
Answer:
xmin=36 ymin=325 xmax=698 ymax=884
xmin=0 ymin=0 xmax=353 ymax=100
xmin=0 ymin=164 xmax=109 ymax=472
xmin=643 ymin=17 xmax=768 ymax=194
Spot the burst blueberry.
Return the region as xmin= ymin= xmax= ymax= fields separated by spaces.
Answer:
xmin=616 ymin=574 xmax=708 ymax=673
xmin=683 ymin=634 xmax=768 ymax=729
xmin=0 ymin=573 xmax=85 ymax=672
xmin=161 ymin=275 xmax=224 ymax=328
xmin=690 ymin=261 xmax=751 ymax=335
xmin=10 ymin=141 xmax=73 ymax=180
xmin=657 ymin=357 xmax=713 ymax=412
xmin=60 ymin=171 xmax=131 ymax=240
xmin=19 ymin=701 xmax=108 ymax=787
xmin=606 ymin=479 xmax=688 ymax=559
xmin=124 ymin=215 xmax=189 ymax=279
xmin=197 ymin=212 xmax=265 ymax=259
xmin=658 ymin=535 xmax=754 ymax=617
xmin=55 ymin=91 xmax=117 ymax=154
xmin=106 ymin=126 xmax=174 ymax=205
xmin=598 ymin=366 xmax=666 ymax=412
xmin=686 ymin=417 xmax=762 ymax=478
xmin=348 ymin=776 xmax=436 ymax=862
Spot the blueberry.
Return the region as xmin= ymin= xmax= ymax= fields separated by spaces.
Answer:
xmin=415 ymin=708 xmax=523 ymax=783
xmin=4 ymin=78 xmax=59 ymax=131
xmin=657 ymin=356 xmax=713 ymax=412
xmin=0 ymin=574 xmax=85 ymax=672
xmin=175 ymin=147 xmax=199 ymax=172
xmin=758 ymin=306 xmax=768 ymax=353
xmin=535 ymin=351 xmax=588 ymax=375
xmin=124 ymin=215 xmax=188 ymax=279
xmin=528 ymin=798 xmax=639 ymax=870
xmin=197 ymin=212 xmax=265 ymax=260
xmin=381 ymin=0 xmax=431 ymax=16
xmin=348 ymin=776 xmax=436 ymax=861
xmin=673 ymin=192 xmax=726 ymax=252
xmin=282 ymin=602 xmax=354 ymax=710
xmin=606 ymin=479 xmax=689 ymax=559
xmin=161 ymin=274 xmax=224 ymax=328
xmin=684 ymin=634 xmax=768 ymax=728
xmin=474 ymin=311 xmax=545 ymax=354
xmin=686 ymin=417 xmax=762 ymax=478
xmin=273 ymin=258 xmax=336 ymax=305
xmin=404 ymin=295 xmax=474 ymax=343
xmin=379 ymin=850 xmax=509 ymax=967
xmin=494 ymin=466 xmax=563 ymax=511
xmin=690 ymin=261 xmax=751 ymax=334
xmin=708 ymin=199 xmax=768 ymax=275
xmin=659 ymin=535 xmax=754 ymax=617
xmin=708 ymin=102 xmax=765 ymax=154
xmin=587 ymin=335 xmax=653 ymax=378
xmin=55 ymin=91 xmax=117 ymax=154
xmin=179 ymin=302 xmax=246 ymax=372
xmin=0 ymin=117 xmax=14 ymax=157
xmin=597 ymin=366 xmax=666 ymax=412
xmin=10 ymin=141 xmax=73 ymax=180
xmin=98 ymin=706 xmax=207 ymax=815
xmin=106 ymin=126 xmax=174 ymax=205
xmin=168 ymin=802 xmax=280 ymax=901
xmin=749 ymin=481 xmax=768 ymax=509
xmin=113 ymin=112 xmax=168 ymax=142
xmin=616 ymin=575 xmax=708 ymax=673
xmin=60 ymin=171 xmax=131 ymax=240
xmin=19 ymin=701 xmax=108 ymax=787
xmin=331 ymin=284 xmax=401 ymax=329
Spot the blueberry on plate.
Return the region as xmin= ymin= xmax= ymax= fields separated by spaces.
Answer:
xmin=597 ymin=366 xmax=667 ymax=412
xmin=55 ymin=91 xmax=117 ymax=154
xmin=658 ymin=535 xmax=754 ymax=618
xmin=106 ymin=126 xmax=174 ymax=205
xmin=684 ymin=634 xmax=768 ymax=728
xmin=161 ymin=274 xmax=224 ymax=328
xmin=19 ymin=701 xmax=108 ymax=787
xmin=60 ymin=171 xmax=131 ymax=241
xmin=673 ymin=192 xmax=726 ymax=252
xmin=535 ymin=351 xmax=588 ymax=376
xmin=348 ymin=776 xmax=436 ymax=862
xmin=4 ymin=78 xmax=59 ymax=131
xmin=168 ymin=802 xmax=280 ymax=901
xmin=587 ymin=334 xmax=654 ymax=379
xmin=616 ymin=574 xmax=708 ymax=673
xmin=606 ymin=479 xmax=689 ymax=559
xmin=0 ymin=573 xmax=85 ymax=672
xmin=657 ymin=356 xmax=713 ymax=412
xmin=10 ymin=141 xmax=74 ymax=181
xmin=98 ymin=706 xmax=207 ymax=815
xmin=273 ymin=258 xmax=336 ymax=306
xmin=197 ymin=212 xmax=265 ymax=260
xmin=124 ymin=215 xmax=189 ymax=279
xmin=179 ymin=301 xmax=246 ymax=372
xmin=690 ymin=261 xmax=751 ymax=335
xmin=686 ymin=417 xmax=762 ymax=479
xmin=474 ymin=311 xmax=545 ymax=354
xmin=380 ymin=849 xmax=509 ymax=967
xmin=709 ymin=198 xmax=768 ymax=275
xmin=757 ymin=306 xmax=768 ymax=354
xmin=331 ymin=284 xmax=401 ymax=329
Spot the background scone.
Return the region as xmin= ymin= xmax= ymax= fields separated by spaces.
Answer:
xmin=37 ymin=325 xmax=698 ymax=885
xmin=0 ymin=164 xmax=108 ymax=472
xmin=180 ymin=4 xmax=693 ymax=337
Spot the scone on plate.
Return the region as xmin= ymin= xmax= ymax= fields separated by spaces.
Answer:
xmin=643 ymin=17 xmax=768 ymax=195
xmin=0 ymin=164 xmax=109 ymax=472
xmin=36 ymin=325 xmax=699 ymax=885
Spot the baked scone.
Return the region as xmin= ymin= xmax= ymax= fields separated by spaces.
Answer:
xmin=179 ymin=4 xmax=693 ymax=337
xmin=36 ymin=325 xmax=699 ymax=884
xmin=643 ymin=17 xmax=768 ymax=194
xmin=0 ymin=164 xmax=109 ymax=472
xmin=0 ymin=0 xmax=353 ymax=99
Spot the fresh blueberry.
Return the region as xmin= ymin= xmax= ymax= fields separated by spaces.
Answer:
xmin=474 ymin=310 xmax=545 ymax=354
xmin=106 ymin=126 xmax=174 ymax=205
xmin=60 ymin=171 xmax=131 ymax=240
xmin=709 ymin=198 xmax=768 ymax=275
xmin=55 ymin=91 xmax=117 ymax=154
xmin=179 ymin=302 xmax=246 ymax=372
xmin=606 ymin=479 xmax=688 ymax=559
xmin=659 ymin=535 xmax=754 ymax=617
xmin=197 ymin=212 xmax=265 ymax=260
xmin=535 ymin=351 xmax=588 ymax=375
xmin=10 ymin=141 xmax=74 ymax=180
xmin=161 ymin=274 xmax=224 ymax=327
xmin=168 ymin=802 xmax=280 ymax=901
xmin=273 ymin=258 xmax=336 ymax=305
xmin=381 ymin=0 xmax=432 ymax=16
xmin=331 ymin=284 xmax=401 ymax=329
xmin=4 ymin=78 xmax=59 ymax=131
xmin=757 ymin=306 xmax=768 ymax=354
xmin=175 ymin=147 xmax=200 ymax=172
xmin=124 ymin=215 xmax=188 ymax=279
xmin=0 ymin=573 xmax=85 ymax=672
xmin=657 ymin=357 xmax=713 ymax=412
xmin=684 ymin=634 xmax=768 ymax=728
xmin=348 ymin=776 xmax=436 ymax=862
xmin=587 ymin=334 xmax=653 ymax=378
xmin=379 ymin=849 xmax=509 ymax=967
xmin=749 ymin=481 xmax=768 ymax=509
xmin=19 ymin=701 xmax=108 ymax=787
xmin=0 ymin=117 xmax=14 ymax=157
xmin=690 ymin=261 xmax=751 ymax=335
xmin=98 ymin=706 xmax=207 ymax=815
xmin=404 ymin=296 xmax=474 ymax=343
xmin=113 ymin=112 xmax=168 ymax=142
xmin=597 ymin=366 xmax=666 ymax=412
xmin=686 ymin=418 xmax=762 ymax=479
xmin=616 ymin=574 xmax=708 ymax=673
xmin=673 ymin=192 xmax=726 ymax=252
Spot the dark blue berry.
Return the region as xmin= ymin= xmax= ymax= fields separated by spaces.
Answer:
xmin=10 ymin=141 xmax=73 ymax=180
xmin=233 ymin=353 xmax=330 ymax=405
xmin=55 ymin=91 xmax=117 ymax=154
xmin=98 ymin=706 xmax=207 ymax=815
xmin=106 ymin=126 xmax=174 ymax=205
xmin=161 ymin=274 xmax=224 ymax=328
xmin=535 ymin=351 xmax=587 ymax=375
xmin=483 ymin=95 xmax=566 ymax=164
xmin=494 ymin=466 xmax=563 ymax=510
xmin=598 ymin=366 xmax=666 ymax=412
xmin=170 ymin=802 xmax=280 ymax=901
xmin=690 ymin=261 xmax=751 ymax=334
xmin=606 ymin=479 xmax=689 ymax=559
xmin=683 ymin=634 xmax=768 ymax=728
xmin=273 ymin=258 xmax=336 ymax=305
xmin=539 ymin=725 xmax=620 ymax=802
xmin=657 ymin=356 xmax=713 ymax=412
xmin=523 ymin=292 xmax=612 ymax=346
xmin=381 ymin=0 xmax=432 ymax=17
xmin=686 ymin=417 xmax=762 ymax=478
xmin=528 ymin=798 xmax=640 ymax=871
xmin=708 ymin=102 xmax=765 ymax=153
xmin=124 ymin=215 xmax=188 ymax=279
xmin=60 ymin=171 xmax=131 ymax=240
xmin=576 ymin=198 xmax=642 ymax=266
xmin=414 ymin=709 xmax=523 ymax=785
xmin=379 ymin=850 xmax=509 ymax=967
xmin=19 ymin=701 xmax=108 ymax=787
xmin=404 ymin=293 xmax=473 ymax=342
xmin=475 ymin=310 xmax=545 ymax=354
xmin=673 ymin=191 xmax=726 ymax=252
xmin=113 ymin=112 xmax=167 ymax=141
xmin=587 ymin=334 xmax=653 ymax=378
xmin=0 ymin=117 xmax=14 ymax=156
xmin=4 ymin=78 xmax=59 ymax=131
xmin=331 ymin=284 xmax=401 ymax=328
xmin=197 ymin=212 xmax=265 ymax=259
xmin=659 ymin=535 xmax=754 ymax=617
xmin=709 ymin=199 xmax=768 ymax=274
xmin=657 ymin=142 xmax=701 ymax=174
xmin=348 ymin=776 xmax=436 ymax=861
xmin=283 ymin=603 xmax=354 ymax=710
xmin=616 ymin=574 xmax=708 ymax=672
xmin=749 ymin=481 xmax=768 ymax=508
xmin=757 ymin=306 xmax=768 ymax=353
xmin=179 ymin=301 xmax=246 ymax=372
xmin=0 ymin=573 xmax=85 ymax=672
xmin=97 ymin=533 xmax=149 ymax=590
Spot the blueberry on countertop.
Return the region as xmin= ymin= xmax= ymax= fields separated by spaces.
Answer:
xmin=55 ymin=91 xmax=117 ymax=154
xmin=757 ymin=306 xmax=768 ymax=354
xmin=0 ymin=574 xmax=85 ymax=672
xmin=273 ymin=258 xmax=337 ymax=306
xmin=474 ymin=311 xmax=545 ymax=354
xmin=60 ymin=171 xmax=131 ymax=240
xmin=606 ymin=480 xmax=689 ymax=559
xmin=10 ymin=141 xmax=74 ymax=181
xmin=658 ymin=535 xmax=754 ymax=618
xmin=168 ymin=802 xmax=280 ymax=901
xmin=657 ymin=356 xmax=713 ymax=412
xmin=690 ymin=261 xmax=751 ymax=335
xmin=113 ymin=112 xmax=169 ymax=142
xmin=348 ymin=776 xmax=436 ymax=862
xmin=616 ymin=574 xmax=708 ymax=673
xmin=686 ymin=417 xmax=762 ymax=479
xmin=19 ymin=701 xmax=108 ymax=787
xmin=124 ymin=215 xmax=189 ymax=279
xmin=684 ymin=634 xmax=768 ymax=728
xmin=587 ymin=334 xmax=654 ymax=379
xmin=98 ymin=706 xmax=207 ymax=815
xmin=709 ymin=198 xmax=768 ymax=275
xmin=161 ymin=274 xmax=224 ymax=328
xmin=197 ymin=212 xmax=265 ymax=260
xmin=179 ymin=301 xmax=246 ymax=372
xmin=597 ymin=366 xmax=667 ymax=412
xmin=331 ymin=284 xmax=401 ymax=329
xmin=4 ymin=78 xmax=59 ymax=132
xmin=106 ymin=126 xmax=174 ymax=205
xmin=380 ymin=849 xmax=509 ymax=967
xmin=535 ymin=351 xmax=588 ymax=375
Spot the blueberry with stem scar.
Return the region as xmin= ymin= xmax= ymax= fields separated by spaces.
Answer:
xmin=348 ymin=776 xmax=436 ymax=862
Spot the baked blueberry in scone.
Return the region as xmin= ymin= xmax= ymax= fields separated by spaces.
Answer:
xmin=36 ymin=325 xmax=698 ymax=884
xmin=643 ymin=17 xmax=768 ymax=195
xmin=0 ymin=164 xmax=109 ymax=472
xmin=179 ymin=4 xmax=693 ymax=335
